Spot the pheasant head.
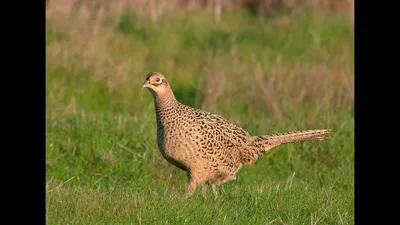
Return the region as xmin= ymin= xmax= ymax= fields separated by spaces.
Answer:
xmin=142 ymin=72 xmax=176 ymax=106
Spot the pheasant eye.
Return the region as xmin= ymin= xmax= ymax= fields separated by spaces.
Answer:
xmin=155 ymin=78 xmax=162 ymax=83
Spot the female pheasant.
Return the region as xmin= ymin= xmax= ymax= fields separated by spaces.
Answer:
xmin=142 ymin=72 xmax=332 ymax=196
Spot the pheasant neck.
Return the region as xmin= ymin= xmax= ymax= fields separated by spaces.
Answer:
xmin=154 ymin=90 xmax=177 ymax=109
xmin=153 ymin=90 xmax=179 ymax=124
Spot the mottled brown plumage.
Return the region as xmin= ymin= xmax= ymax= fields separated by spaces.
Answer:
xmin=142 ymin=72 xmax=332 ymax=196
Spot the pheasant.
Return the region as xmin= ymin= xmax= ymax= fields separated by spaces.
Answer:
xmin=142 ymin=72 xmax=332 ymax=196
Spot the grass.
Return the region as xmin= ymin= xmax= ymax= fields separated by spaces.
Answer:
xmin=46 ymin=6 xmax=354 ymax=225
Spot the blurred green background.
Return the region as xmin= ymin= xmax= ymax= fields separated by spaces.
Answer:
xmin=46 ymin=0 xmax=354 ymax=224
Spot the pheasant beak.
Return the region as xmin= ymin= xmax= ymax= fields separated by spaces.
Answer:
xmin=141 ymin=80 xmax=151 ymax=89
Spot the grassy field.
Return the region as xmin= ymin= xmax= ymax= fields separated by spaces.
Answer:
xmin=46 ymin=6 xmax=354 ymax=224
